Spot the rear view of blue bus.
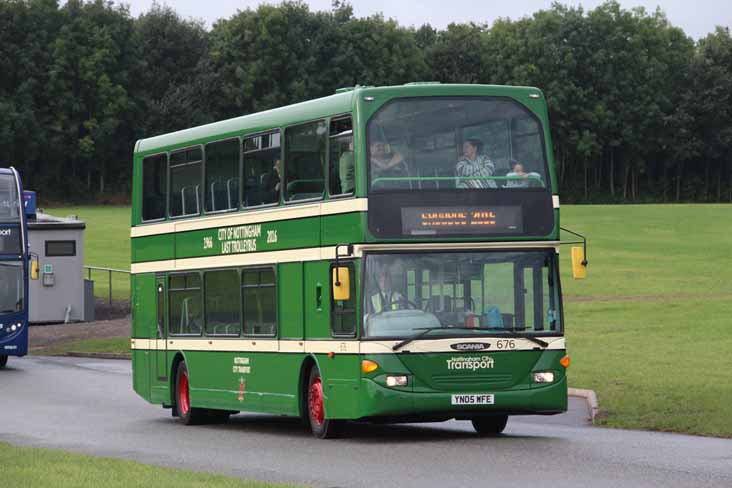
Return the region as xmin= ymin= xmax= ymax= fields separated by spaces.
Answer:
xmin=0 ymin=167 xmax=28 ymax=368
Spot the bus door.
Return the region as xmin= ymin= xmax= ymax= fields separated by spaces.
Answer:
xmin=152 ymin=276 xmax=168 ymax=398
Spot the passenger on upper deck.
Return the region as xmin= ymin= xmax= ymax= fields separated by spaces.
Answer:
xmin=370 ymin=141 xmax=408 ymax=185
xmin=260 ymin=159 xmax=281 ymax=200
xmin=505 ymin=159 xmax=541 ymax=188
xmin=338 ymin=139 xmax=355 ymax=194
xmin=456 ymin=139 xmax=497 ymax=189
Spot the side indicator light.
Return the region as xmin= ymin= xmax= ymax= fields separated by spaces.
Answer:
xmin=328 ymin=351 xmax=335 ymax=358
xmin=361 ymin=360 xmax=379 ymax=374
xmin=560 ymin=355 xmax=570 ymax=368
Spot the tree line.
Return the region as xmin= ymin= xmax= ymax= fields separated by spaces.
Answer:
xmin=1 ymin=0 xmax=730 ymax=203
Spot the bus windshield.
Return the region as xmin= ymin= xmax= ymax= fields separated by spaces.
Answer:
xmin=367 ymin=97 xmax=548 ymax=192
xmin=363 ymin=251 xmax=560 ymax=339
xmin=0 ymin=173 xmax=21 ymax=223
xmin=0 ymin=261 xmax=23 ymax=313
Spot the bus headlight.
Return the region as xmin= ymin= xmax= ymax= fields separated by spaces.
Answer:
xmin=533 ymin=371 xmax=555 ymax=383
xmin=386 ymin=375 xmax=408 ymax=387
xmin=11 ymin=324 xmax=17 ymax=332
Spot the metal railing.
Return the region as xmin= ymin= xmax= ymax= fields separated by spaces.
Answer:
xmin=84 ymin=266 xmax=130 ymax=305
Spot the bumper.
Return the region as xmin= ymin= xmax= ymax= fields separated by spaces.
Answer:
xmin=357 ymin=375 xmax=568 ymax=420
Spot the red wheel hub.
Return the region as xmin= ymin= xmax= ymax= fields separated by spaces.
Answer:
xmin=309 ymin=376 xmax=324 ymax=426
xmin=178 ymin=370 xmax=190 ymax=416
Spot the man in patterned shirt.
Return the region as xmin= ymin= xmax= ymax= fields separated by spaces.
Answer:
xmin=456 ymin=139 xmax=497 ymax=189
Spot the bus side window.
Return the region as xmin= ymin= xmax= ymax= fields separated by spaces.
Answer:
xmin=328 ymin=116 xmax=354 ymax=196
xmin=241 ymin=268 xmax=276 ymax=336
xmin=284 ymin=120 xmax=326 ymax=201
xmin=169 ymin=147 xmax=203 ymax=217
xmin=330 ymin=263 xmax=356 ymax=337
xmin=243 ymin=131 xmax=281 ymax=207
xmin=168 ymin=273 xmax=202 ymax=335
xmin=204 ymin=269 xmax=241 ymax=336
xmin=142 ymin=153 xmax=167 ymax=221
xmin=204 ymin=139 xmax=239 ymax=213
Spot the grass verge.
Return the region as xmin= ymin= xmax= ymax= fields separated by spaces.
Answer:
xmin=33 ymin=337 xmax=131 ymax=357
xmin=560 ymin=204 xmax=732 ymax=437
xmin=0 ymin=442 xmax=304 ymax=488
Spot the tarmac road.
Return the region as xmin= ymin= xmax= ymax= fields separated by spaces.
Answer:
xmin=2 ymin=356 xmax=732 ymax=488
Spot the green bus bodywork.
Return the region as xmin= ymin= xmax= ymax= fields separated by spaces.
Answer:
xmin=130 ymin=84 xmax=568 ymax=435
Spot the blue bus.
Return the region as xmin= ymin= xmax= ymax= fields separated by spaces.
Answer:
xmin=0 ymin=167 xmax=29 ymax=368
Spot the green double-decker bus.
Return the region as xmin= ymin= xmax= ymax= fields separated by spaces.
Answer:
xmin=131 ymin=83 xmax=573 ymax=438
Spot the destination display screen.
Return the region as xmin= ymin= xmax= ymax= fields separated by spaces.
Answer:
xmin=0 ymin=226 xmax=21 ymax=254
xmin=401 ymin=206 xmax=523 ymax=235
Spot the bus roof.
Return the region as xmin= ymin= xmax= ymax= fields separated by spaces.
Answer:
xmin=134 ymin=83 xmax=544 ymax=155
xmin=135 ymin=90 xmax=355 ymax=155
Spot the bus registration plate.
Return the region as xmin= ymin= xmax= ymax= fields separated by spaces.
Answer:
xmin=451 ymin=394 xmax=494 ymax=405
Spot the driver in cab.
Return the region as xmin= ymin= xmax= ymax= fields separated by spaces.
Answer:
xmin=368 ymin=265 xmax=406 ymax=314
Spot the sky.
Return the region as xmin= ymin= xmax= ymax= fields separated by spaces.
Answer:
xmin=114 ymin=0 xmax=731 ymax=39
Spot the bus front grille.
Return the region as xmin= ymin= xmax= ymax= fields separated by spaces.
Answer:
xmin=430 ymin=373 xmax=514 ymax=390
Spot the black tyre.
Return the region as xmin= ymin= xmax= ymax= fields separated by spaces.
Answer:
xmin=175 ymin=362 xmax=206 ymax=425
xmin=471 ymin=415 xmax=508 ymax=436
xmin=0 ymin=355 xmax=7 ymax=369
xmin=306 ymin=366 xmax=342 ymax=439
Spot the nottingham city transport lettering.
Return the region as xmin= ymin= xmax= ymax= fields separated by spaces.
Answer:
xmin=446 ymin=356 xmax=495 ymax=371
xmin=232 ymin=356 xmax=251 ymax=374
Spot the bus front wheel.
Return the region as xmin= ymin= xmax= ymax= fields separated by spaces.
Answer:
xmin=0 ymin=355 xmax=7 ymax=369
xmin=307 ymin=366 xmax=342 ymax=439
xmin=175 ymin=362 xmax=205 ymax=425
xmin=471 ymin=415 xmax=508 ymax=436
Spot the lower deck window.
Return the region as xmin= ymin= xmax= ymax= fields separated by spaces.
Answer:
xmin=205 ymin=269 xmax=241 ymax=336
xmin=241 ymin=268 xmax=276 ymax=336
xmin=169 ymin=273 xmax=202 ymax=335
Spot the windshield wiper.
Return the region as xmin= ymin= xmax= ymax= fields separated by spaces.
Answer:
xmin=392 ymin=326 xmax=549 ymax=351
xmin=392 ymin=327 xmax=450 ymax=351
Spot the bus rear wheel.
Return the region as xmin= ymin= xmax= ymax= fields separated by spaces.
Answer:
xmin=307 ymin=366 xmax=341 ymax=439
xmin=0 ymin=355 xmax=7 ymax=369
xmin=175 ymin=362 xmax=205 ymax=425
xmin=471 ymin=415 xmax=508 ymax=436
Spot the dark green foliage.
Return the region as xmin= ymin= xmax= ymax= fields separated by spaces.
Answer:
xmin=0 ymin=0 xmax=729 ymax=202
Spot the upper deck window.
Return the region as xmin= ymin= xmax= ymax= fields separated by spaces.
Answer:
xmin=284 ymin=120 xmax=326 ymax=202
xmin=243 ymin=131 xmax=281 ymax=207
xmin=329 ymin=117 xmax=354 ymax=196
xmin=169 ymin=147 xmax=203 ymax=218
xmin=205 ymin=139 xmax=239 ymax=213
xmin=0 ymin=174 xmax=20 ymax=223
xmin=141 ymin=154 xmax=167 ymax=221
xmin=367 ymin=97 xmax=548 ymax=192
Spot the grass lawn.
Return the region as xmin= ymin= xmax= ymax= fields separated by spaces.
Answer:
xmin=44 ymin=204 xmax=732 ymax=437
xmin=0 ymin=442 xmax=303 ymax=488
xmin=34 ymin=337 xmax=130 ymax=356
xmin=45 ymin=206 xmax=130 ymax=301
xmin=560 ymin=204 xmax=732 ymax=437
